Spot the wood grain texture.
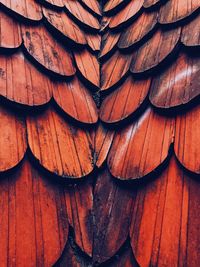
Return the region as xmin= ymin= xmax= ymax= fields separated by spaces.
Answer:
xmin=0 ymin=106 xmax=26 ymax=172
xmin=53 ymin=77 xmax=98 ymax=124
xmin=150 ymin=53 xmax=200 ymax=108
xmin=81 ymin=0 xmax=101 ymax=16
xmin=0 ymin=52 xmax=53 ymax=106
xmin=181 ymin=14 xmax=200 ymax=46
xmin=74 ymin=49 xmax=99 ymax=87
xmin=85 ymin=33 xmax=101 ymax=52
xmin=0 ymin=158 xmax=68 ymax=267
xmin=130 ymin=156 xmax=200 ymax=267
xmin=108 ymin=107 xmax=175 ymax=180
xmin=22 ymin=25 xmax=75 ymax=77
xmin=93 ymin=168 xmax=135 ymax=263
xmin=130 ymin=28 xmax=181 ymax=74
xmin=27 ymin=107 xmax=94 ymax=178
xmin=159 ymin=0 xmax=200 ymax=24
xmin=100 ymin=32 xmax=120 ymax=58
xmin=175 ymin=104 xmax=200 ymax=174
xmin=65 ymin=0 xmax=100 ymax=30
xmin=104 ymin=0 xmax=130 ymax=13
xmin=118 ymin=11 xmax=158 ymax=49
xmin=101 ymin=51 xmax=132 ymax=90
xmin=43 ymin=8 xmax=87 ymax=45
xmin=100 ymin=76 xmax=150 ymax=123
xmin=0 ymin=10 xmax=22 ymax=49
xmin=65 ymin=180 xmax=93 ymax=256
xmin=1 ymin=0 xmax=42 ymax=21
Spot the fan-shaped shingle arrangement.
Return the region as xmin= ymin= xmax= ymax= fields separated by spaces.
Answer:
xmin=0 ymin=0 xmax=199 ymax=266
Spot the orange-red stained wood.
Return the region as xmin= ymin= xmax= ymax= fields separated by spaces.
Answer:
xmin=22 ymin=25 xmax=75 ymax=77
xmin=108 ymin=246 xmax=138 ymax=267
xmin=81 ymin=0 xmax=101 ymax=16
xmin=143 ymin=0 xmax=161 ymax=8
xmin=130 ymin=28 xmax=181 ymax=74
xmin=27 ymin=107 xmax=94 ymax=178
xmin=118 ymin=11 xmax=158 ymax=49
xmin=104 ymin=0 xmax=129 ymax=13
xmin=109 ymin=0 xmax=144 ymax=29
xmin=150 ymin=53 xmax=200 ymax=108
xmin=0 ymin=106 xmax=26 ymax=172
xmin=0 ymin=158 xmax=68 ymax=267
xmin=108 ymin=107 xmax=175 ymax=180
xmin=100 ymin=32 xmax=120 ymax=58
xmin=181 ymin=14 xmax=200 ymax=46
xmin=0 ymin=10 xmax=22 ymax=49
xmin=65 ymin=0 xmax=100 ymax=30
xmin=1 ymin=0 xmax=42 ymax=21
xmin=65 ymin=180 xmax=93 ymax=256
xmin=101 ymin=51 xmax=132 ymax=90
xmin=74 ymin=49 xmax=100 ymax=87
xmin=159 ymin=0 xmax=200 ymax=24
xmin=85 ymin=33 xmax=101 ymax=52
xmin=94 ymin=123 xmax=115 ymax=168
xmin=100 ymin=76 xmax=150 ymax=123
xmin=53 ymin=77 xmax=98 ymax=124
xmin=0 ymin=52 xmax=53 ymax=106
xmin=93 ymin=168 xmax=135 ymax=263
xmin=175 ymin=105 xmax=200 ymax=174
xmin=43 ymin=8 xmax=87 ymax=45
xmin=130 ymin=156 xmax=200 ymax=267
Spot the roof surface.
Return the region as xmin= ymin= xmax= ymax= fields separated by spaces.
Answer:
xmin=0 ymin=0 xmax=199 ymax=266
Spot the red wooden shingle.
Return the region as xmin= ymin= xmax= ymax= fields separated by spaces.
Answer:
xmin=100 ymin=32 xmax=120 ymax=58
xmin=181 ymin=14 xmax=200 ymax=46
xmin=42 ymin=0 xmax=64 ymax=8
xmin=81 ymin=0 xmax=101 ymax=16
xmin=104 ymin=0 xmax=130 ymax=13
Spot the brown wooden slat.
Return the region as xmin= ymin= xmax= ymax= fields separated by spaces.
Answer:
xmin=174 ymin=104 xmax=200 ymax=174
xmin=0 ymin=158 xmax=68 ymax=267
xmin=130 ymin=28 xmax=181 ymax=74
xmin=27 ymin=107 xmax=94 ymax=178
xmin=0 ymin=10 xmax=22 ymax=49
xmin=100 ymin=32 xmax=120 ymax=58
xmin=181 ymin=14 xmax=200 ymax=46
xmin=53 ymin=76 xmax=98 ymax=124
xmin=100 ymin=76 xmax=150 ymax=123
xmin=1 ymin=0 xmax=42 ymax=21
xmin=101 ymin=51 xmax=132 ymax=90
xmin=65 ymin=0 xmax=100 ymax=30
xmin=108 ymin=107 xmax=175 ymax=180
xmin=95 ymin=123 xmax=115 ymax=168
xmin=159 ymin=0 xmax=200 ymax=24
xmin=65 ymin=180 xmax=93 ymax=256
xmin=0 ymin=106 xmax=26 ymax=172
xmin=43 ymin=8 xmax=87 ymax=46
xmin=0 ymin=52 xmax=53 ymax=106
xmin=74 ymin=49 xmax=99 ymax=87
xmin=81 ymin=0 xmax=101 ymax=16
xmin=150 ymin=53 xmax=200 ymax=108
xmin=130 ymin=156 xmax=200 ymax=267
xmin=109 ymin=0 xmax=144 ymax=29
xmin=22 ymin=25 xmax=75 ymax=77
xmin=118 ymin=11 xmax=158 ymax=49
xmin=93 ymin=168 xmax=135 ymax=263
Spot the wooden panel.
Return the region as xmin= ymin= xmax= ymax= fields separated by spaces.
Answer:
xmin=93 ymin=168 xmax=135 ymax=263
xmin=0 ymin=52 xmax=53 ymax=106
xmin=0 ymin=106 xmax=26 ymax=172
xmin=65 ymin=180 xmax=93 ymax=256
xmin=130 ymin=156 xmax=200 ymax=267
xmin=27 ymin=107 xmax=94 ymax=178
xmin=65 ymin=0 xmax=100 ymax=30
xmin=85 ymin=33 xmax=101 ymax=52
xmin=118 ymin=11 xmax=158 ymax=49
xmin=95 ymin=124 xmax=115 ymax=167
xmin=174 ymin=104 xmax=200 ymax=174
xmin=181 ymin=14 xmax=200 ymax=46
xmin=74 ymin=49 xmax=99 ymax=87
xmin=101 ymin=51 xmax=132 ymax=90
xmin=53 ymin=77 xmax=98 ymax=124
xmin=81 ymin=0 xmax=101 ymax=16
xmin=109 ymin=0 xmax=144 ymax=29
xmin=42 ymin=0 xmax=64 ymax=7
xmin=104 ymin=0 xmax=130 ymax=13
xmin=143 ymin=0 xmax=162 ymax=8
xmin=0 ymin=10 xmax=22 ymax=49
xmin=150 ymin=53 xmax=200 ymax=108
xmin=100 ymin=76 xmax=150 ymax=123
xmin=0 ymin=158 xmax=68 ymax=267
xmin=43 ymin=8 xmax=86 ymax=45
xmin=159 ymin=0 xmax=200 ymax=24
xmin=22 ymin=25 xmax=75 ymax=77
xmin=130 ymin=28 xmax=181 ymax=74
xmin=100 ymin=32 xmax=120 ymax=58
xmin=1 ymin=0 xmax=42 ymax=21
xmin=108 ymin=107 xmax=174 ymax=180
